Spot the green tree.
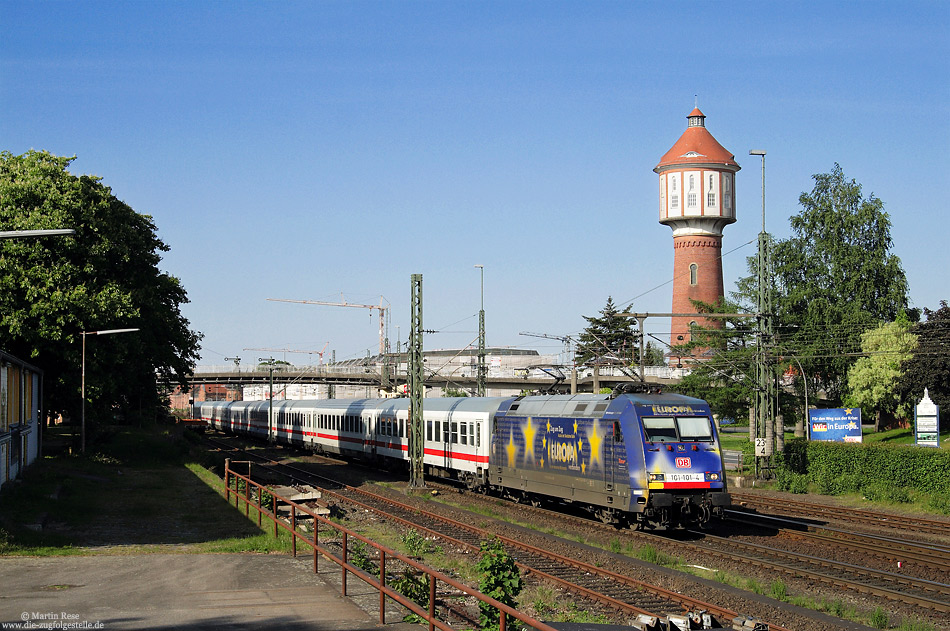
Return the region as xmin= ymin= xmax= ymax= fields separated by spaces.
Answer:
xmin=672 ymin=298 xmax=757 ymax=422
xmin=845 ymin=315 xmax=918 ymax=430
xmin=575 ymin=297 xmax=637 ymax=368
xmin=740 ymin=164 xmax=912 ymax=405
xmin=0 ymin=150 xmax=202 ymax=425
xmin=898 ymin=301 xmax=950 ymax=430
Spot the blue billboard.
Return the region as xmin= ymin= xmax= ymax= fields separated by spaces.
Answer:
xmin=809 ymin=408 xmax=862 ymax=443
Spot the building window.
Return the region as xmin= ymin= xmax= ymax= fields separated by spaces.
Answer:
xmin=671 ymin=195 xmax=679 ymax=210
xmin=707 ymin=191 xmax=716 ymax=207
xmin=689 ymin=263 xmax=698 ymax=285
xmin=687 ymin=193 xmax=697 ymax=208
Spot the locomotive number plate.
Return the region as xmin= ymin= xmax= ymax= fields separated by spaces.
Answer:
xmin=667 ymin=473 xmax=704 ymax=482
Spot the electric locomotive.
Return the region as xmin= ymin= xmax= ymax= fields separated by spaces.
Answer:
xmin=489 ymin=392 xmax=729 ymax=529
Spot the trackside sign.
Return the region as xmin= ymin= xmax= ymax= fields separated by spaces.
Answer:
xmin=809 ymin=408 xmax=862 ymax=442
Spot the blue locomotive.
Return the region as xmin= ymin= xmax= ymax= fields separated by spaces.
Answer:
xmin=198 ymin=390 xmax=729 ymax=529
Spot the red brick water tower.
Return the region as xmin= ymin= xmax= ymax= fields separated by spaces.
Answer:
xmin=655 ymin=108 xmax=740 ymax=353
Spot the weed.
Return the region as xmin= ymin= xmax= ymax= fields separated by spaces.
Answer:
xmin=869 ymin=607 xmax=888 ymax=629
xmin=770 ymin=580 xmax=788 ymax=602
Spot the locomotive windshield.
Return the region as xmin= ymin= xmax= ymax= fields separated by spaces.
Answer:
xmin=642 ymin=417 xmax=677 ymax=441
xmin=643 ymin=415 xmax=714 ymax=442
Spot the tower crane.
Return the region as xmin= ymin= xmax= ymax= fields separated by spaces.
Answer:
xmin=243 ymin=342 xmax=330 ymax=364
xmin=519 ymin=331 xmax=576 ymax=366
xmin=268 ymin=295 xmax=389 ymax=357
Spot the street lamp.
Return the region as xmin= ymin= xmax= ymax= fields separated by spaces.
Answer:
xmin=474 ymin=264 xmax=486 ymax=397
xmin=81 ymin=328 xmax=139 ymax=454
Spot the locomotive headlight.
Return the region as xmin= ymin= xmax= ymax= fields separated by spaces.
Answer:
xmin=649 ymin=473 xmax=665 ymax=482
xmin=705 ymin=472 xmax=720 ymax=481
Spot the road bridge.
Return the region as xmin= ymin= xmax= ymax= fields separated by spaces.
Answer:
xmin=185 ymin=363 xmax=686 ymax=396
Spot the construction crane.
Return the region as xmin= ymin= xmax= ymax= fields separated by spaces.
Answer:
xmin=268 ymin=295 xmax=389 ymax=357
xmin=243 ymin=342 xmax=330 ymax=364
xmin=519 ymin=331 xmax=576 ymax=366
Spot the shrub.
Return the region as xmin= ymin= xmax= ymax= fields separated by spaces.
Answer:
xmin=862 ymin=483 xmax=912 ymax=504
xmin=476 ymin=538 xmax=523 ymax=631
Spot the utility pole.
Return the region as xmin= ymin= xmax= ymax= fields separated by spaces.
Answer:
xmin=408 ymin=274 xmax=425 ymax=489
xmin=475 ymin=264 xmax=486 ymax=397
xmin=259 ymin=357 xmax=279 ymax=444
xmin=750 ymin=149 xmax=777 ymax=476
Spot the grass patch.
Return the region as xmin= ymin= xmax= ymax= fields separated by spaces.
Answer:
xmin=0 ymin=424 xmax=289 ymax=556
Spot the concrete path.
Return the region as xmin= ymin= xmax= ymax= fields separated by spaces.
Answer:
xmin=0 ymin=553 xmax=417 ymax=630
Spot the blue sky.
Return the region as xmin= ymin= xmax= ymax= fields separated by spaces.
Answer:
xmin=3 ymin=1 xmax=948 ymax=366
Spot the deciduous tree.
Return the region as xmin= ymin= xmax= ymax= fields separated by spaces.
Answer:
xmin=898 ymin=301 xmax=950 ymax=430
xmin=739 ymin=164 xmax=913 ymax=406
xmin=845 ymin=315 xmax=918 ymax=430
xmin=0 ymin=150 xmax=202 ymax=424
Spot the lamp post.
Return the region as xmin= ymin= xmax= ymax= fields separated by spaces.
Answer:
xmin=81 ymin=328 xmax=139 ymax=454
xmin=474 ymin=264 xmax=486 ymax=397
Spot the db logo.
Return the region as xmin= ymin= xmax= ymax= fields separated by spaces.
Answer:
xmin=675 ymin=457 xmax=691 ymax=468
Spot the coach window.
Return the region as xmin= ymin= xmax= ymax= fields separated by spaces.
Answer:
xmin=399 ymin=418 xmax=405 ymax=438
xmin=434 ymin=420 xmax=441 ymax=442
xmin=460 ymin=422 xmax=468 ymax=445
xmin=476 ymin=422 xmax=481 ymax=447
xmin=426 ymin=421 xmax=432 ymax=441
xmin=451 ymin=422 xmax=458 ymax=444
xmin=443 ymin=421 xmax=449 ymax=443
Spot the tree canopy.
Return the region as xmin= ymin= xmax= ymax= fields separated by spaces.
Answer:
xmin=0 ymin=150 xmax=202 ymax=422
xmin=740 ymin=164 xmax=913 ymax=406
xmin=574 ymin=297 xmax=637 ymax=368
xmin=671 ymin=297 xmax=757 ymax=422
xmin=898 ymin=300 xmax=950 ymax=428
xmin=845 ymin=315 xmax=918 ymax=429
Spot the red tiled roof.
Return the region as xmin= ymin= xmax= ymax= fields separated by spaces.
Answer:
xmin=655 ymin=109 xmax=738 ymax=169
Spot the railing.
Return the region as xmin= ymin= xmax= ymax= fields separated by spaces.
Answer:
xmin=722 ymin=449 xmax=744 ymax=472
xmin=223 ymin=459 xmax=557 ymax=631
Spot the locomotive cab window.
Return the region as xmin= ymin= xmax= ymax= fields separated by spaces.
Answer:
xmin=643 ymin=417 xmax=678 ymax=442
xmin=676 ymin=416 xmax=714 ymax=442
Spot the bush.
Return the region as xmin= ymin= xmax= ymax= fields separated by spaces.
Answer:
xmin=862 ymin=483 xmax=912 ymax=504
xmin=782 ymin=439 xmax=950 ymax=498
xmin=476 ymin=538 xmax=523 ymax=631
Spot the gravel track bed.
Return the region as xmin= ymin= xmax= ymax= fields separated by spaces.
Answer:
xmin=223 ymin=439 xmax=950 ymax=630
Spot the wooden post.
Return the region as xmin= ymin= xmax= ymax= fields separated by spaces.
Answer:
xmin=378 ymin=550 xmax=386 ymax=624
xmin=273 ymin=494 xmax=278 ymax=538
xmin=291 ymin=505 xmax=297 ymax=557
xmin=224 ymin=458 xmax=231 ymax=502
xmin=341 ymin=532 xmax=348 ymax=596
xmin=428 ymin=575 xmax=436 ymax=631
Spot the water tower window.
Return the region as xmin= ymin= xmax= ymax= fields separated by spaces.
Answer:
xmin=689 ymin=263 xmax=698 ymax=285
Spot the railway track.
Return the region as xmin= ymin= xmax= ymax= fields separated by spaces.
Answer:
xmin=204 ymin=433 xmax=950 ymax=627
xmin=205 ymin=436 xmax=782 ymax=629
xmin=731 ymin=492 xmax=950 ymax=538
xmin=724 ymin=510 xmax=950 ymax=573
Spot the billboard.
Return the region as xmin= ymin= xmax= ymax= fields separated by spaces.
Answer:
xmin=809 ymin=408 xmax=862 ymax=443
xmin=915 ymin=389 xmax=940 ymax=448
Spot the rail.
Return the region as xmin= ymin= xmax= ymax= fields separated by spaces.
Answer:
xmin=222 ymin=459 xmax=557 ymax=631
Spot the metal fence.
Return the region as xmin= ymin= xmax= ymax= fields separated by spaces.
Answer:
xmin=223 ymin=459 xmax=557 ymax=631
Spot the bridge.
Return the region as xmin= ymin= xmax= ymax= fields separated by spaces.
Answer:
xmin=186 ymin=362 xmax=688 ymax=396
